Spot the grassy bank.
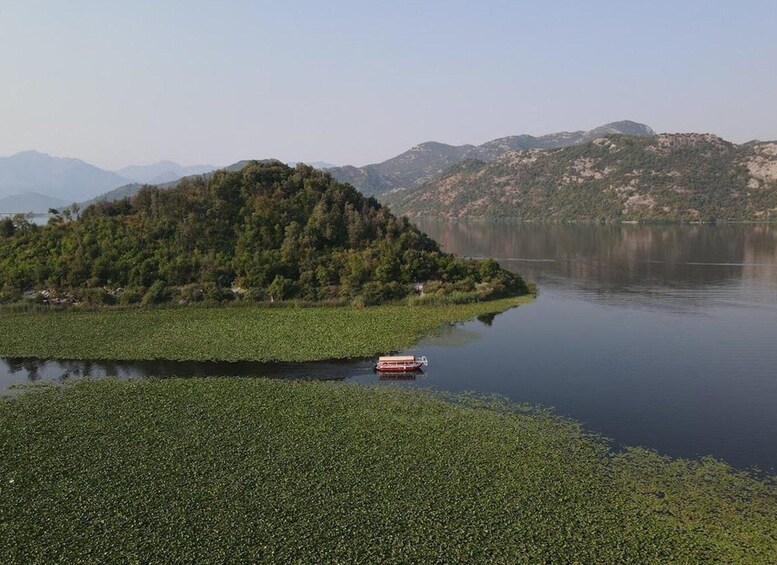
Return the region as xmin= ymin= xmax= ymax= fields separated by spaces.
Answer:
xmin=0 ymin=296 xmax=531 ymax=362
xmin=1 ymin=378 xmax=775 ymax=563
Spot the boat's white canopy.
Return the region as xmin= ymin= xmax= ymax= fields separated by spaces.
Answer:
xmin=378 ymin=356 xmax=415 ymax=363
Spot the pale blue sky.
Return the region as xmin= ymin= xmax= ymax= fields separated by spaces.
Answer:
xmin=1 ymin=1 xmax=775 ymax=169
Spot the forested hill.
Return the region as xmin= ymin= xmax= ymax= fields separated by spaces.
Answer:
xmin=383 ymin=134 xmax=777 ymax=222
xmin=0 ymin=161 xmax=527 ymax=305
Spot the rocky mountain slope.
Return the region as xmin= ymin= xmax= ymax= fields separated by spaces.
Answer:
xmin=383 ymin=134 xmax=777 ymax=222
xmin=329 ymin=121 xmax=655 ymax=196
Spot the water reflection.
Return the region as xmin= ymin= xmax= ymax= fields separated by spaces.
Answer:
xmin=378 ymin=372 xmax=423 ymax=381
xmin=477 ymin=312 xmax=499 ymax=326
xmin=0 ymin=357 xmax=361 ymax=390
xmin=417 ymin=220 xmax=777 ymax=312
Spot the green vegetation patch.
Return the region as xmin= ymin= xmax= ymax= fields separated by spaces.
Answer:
xmin=0 ymin=161 xmax=527 ymax=306
xmin=0 ymin=297 xmax=531 ymax=361
xmin=1 ymin=379 xmax=774 ymax=563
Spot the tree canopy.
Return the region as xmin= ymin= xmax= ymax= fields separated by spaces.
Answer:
xmin=0 ymin=161 xmax=527 ymax=305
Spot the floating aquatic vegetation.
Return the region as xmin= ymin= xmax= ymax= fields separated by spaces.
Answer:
xmin=1 ymin=378 xmax=775 ymax=563
xmin=0 ymin=297 xmax=531 ymax=362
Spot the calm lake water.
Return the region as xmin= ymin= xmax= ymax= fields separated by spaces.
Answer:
xmin=2 ymin=222 xmax=776 ymax=471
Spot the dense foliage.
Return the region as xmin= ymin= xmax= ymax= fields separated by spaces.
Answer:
xmin=384 ymin=134 xmax=777 ymax=222
xmin=0 ymin=161 xmax=527 ymax=305
xmin=2 ymin=379 xmax=775 ymax=563
xmin=0 ymin=297 xmax=530 ymax=362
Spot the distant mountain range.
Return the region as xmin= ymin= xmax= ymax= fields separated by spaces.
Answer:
xmin=383 ymin=134 xmax=777 ymax=222
xmin=7 ymin=120 xmax=775 ymax=223
xmin=0 ymin=151 xmax=220 ymax=213
xmin=0 ymin=150 xmax=344 ymax=213
xmin=328 ymin=121 xmax=656 ymax=196
xmin=115 ymin=161 xmax=217 ymax=185
xmin=0 ymin=151 xmax=131 ymax=205
xmin=0 ymin=123 xmax=652 ymax=212
xmin=0 ymin=191 xmax=68 ymax=214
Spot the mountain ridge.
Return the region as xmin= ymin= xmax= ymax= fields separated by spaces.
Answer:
xmin=0 ymin=150 xmax=131 ymax=203
xmin=382 ymin=133 xmax=777 ymax=222
xmin=0 ymin=150 xmax=341 ymax=212
xmin=328 ymin=121 xmax=656 ymax=196
xmin=0 ymin=151 xmax=225 ymax=211
xmin=116 ymin=161 xmax=217 ymax=184
xmin=0 ymin=191 xmax=68 ymax=214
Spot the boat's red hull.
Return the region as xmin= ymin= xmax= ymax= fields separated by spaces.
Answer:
xmin=374 ymin=362 xmax=424 ymax=373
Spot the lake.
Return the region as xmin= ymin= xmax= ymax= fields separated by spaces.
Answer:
xmin=2 ymin=222 xmax=776 ymax=471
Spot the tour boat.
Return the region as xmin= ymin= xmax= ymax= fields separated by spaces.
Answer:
xmin=374 ymin=355 xmax=428 ymax=373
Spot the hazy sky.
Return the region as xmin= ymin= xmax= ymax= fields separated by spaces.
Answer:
xmin=1 ymin=1 xmax=775 ymax=170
